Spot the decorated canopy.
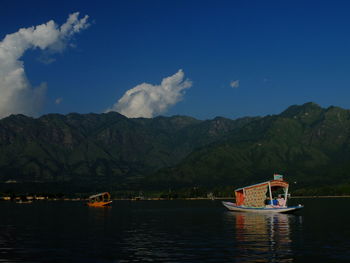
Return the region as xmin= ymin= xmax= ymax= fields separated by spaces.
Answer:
xmin=88 ymin=192 xmax=111 ymax=201
xmin=235 ymin=178 xmax=289 ymax=207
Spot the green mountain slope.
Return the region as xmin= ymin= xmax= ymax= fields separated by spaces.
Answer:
xmin=147 ymin=103 xmax=350 ymax=195
xmin=0 ymin=111 xmax=254 ymax=193
xmin=1 ymin=102 xmax=350 ymax=195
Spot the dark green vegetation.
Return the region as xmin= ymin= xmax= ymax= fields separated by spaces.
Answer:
xmin=1 ymin=102 xmax=350 ymax=197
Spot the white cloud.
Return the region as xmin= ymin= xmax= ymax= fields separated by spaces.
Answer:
xmin=55 ymin=97 xmax=63 ymax=105
xmin=107 ymin=70 xmax=192 ymax=118
xmin=0 ymin=12 xmax=89 ymax=119
xmin=230 ymin=80 xmax=240 ymax=88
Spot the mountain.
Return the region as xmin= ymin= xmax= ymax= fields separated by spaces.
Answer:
xmin=1 ymin=102 xmax=350 ymax=196
xmin=146 ymin=103 xmax=350 ymax=196
xmin=0 ymin=111 xmax=255 ymax=194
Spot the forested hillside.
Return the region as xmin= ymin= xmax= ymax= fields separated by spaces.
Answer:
xmin=1 ymin=102 xmax=350 ymax=196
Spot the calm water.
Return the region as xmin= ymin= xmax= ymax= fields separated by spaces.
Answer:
xmin=0 ymin=198 xmax=350 ymax=262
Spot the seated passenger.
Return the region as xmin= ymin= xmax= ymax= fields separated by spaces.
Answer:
xmin=272 ymin=198 xmax=278 ymax=206
xmin=264 ymin=197 xmax=272 ymax=206
xmin=277 ymin=195 xmax=286 ymax=207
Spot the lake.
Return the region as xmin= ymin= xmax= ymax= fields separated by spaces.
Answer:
xmin=0 ymin=198 xmax=349 ymax=262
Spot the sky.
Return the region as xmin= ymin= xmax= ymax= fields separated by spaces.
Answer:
xmin=1 ymin=0 xmax=350 ymax=120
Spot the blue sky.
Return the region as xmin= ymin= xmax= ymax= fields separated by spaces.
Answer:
xmin=1 ymin=0 xmax=350 ymax=120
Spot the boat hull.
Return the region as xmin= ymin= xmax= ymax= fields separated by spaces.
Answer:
xmin=87 ymin=201 xmax=112 ymax=207
xmin=222 ymin=201 xmax=303 ymax=213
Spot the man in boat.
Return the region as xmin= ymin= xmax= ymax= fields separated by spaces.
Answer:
xmin=272 ymin=197 xmax=278 ymax=206
xmin=277 ymin=195 xmax=286 ymax=207
xmin=264 ymin=197 xmax=273 ymax=207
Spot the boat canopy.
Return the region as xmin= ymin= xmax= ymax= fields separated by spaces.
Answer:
xmin=235 ymin=178 xmax=289 ymax=207
xmin=88 ymin=192 xmax=111 ymax=201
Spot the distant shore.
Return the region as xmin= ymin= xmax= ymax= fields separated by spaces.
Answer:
xmin=2 ymin=195 xmax=350 ymax=202
xmin=112 ymin=196 xmax=350 ymax=201
xmin=115 ymin=195 xmax=350 ymax=200
xmin=290 ymin=195 xmax=350 ymax=198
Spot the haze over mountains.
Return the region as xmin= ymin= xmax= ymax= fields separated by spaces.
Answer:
xmin=1 ymin=102 xmax=350 ymax=196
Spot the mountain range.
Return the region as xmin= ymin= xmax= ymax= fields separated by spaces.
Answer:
xmin=1 ymin=102 xmax=350 ymax=196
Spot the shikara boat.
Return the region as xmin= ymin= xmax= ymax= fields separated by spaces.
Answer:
xmin=87 ymin=192 xmax=112 ymax=207
xmin=222 ymin=174 xmax=303 ymax=213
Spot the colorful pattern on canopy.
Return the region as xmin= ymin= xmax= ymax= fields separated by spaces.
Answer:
xmin=242 ymin=184 xmax=268 ymax=207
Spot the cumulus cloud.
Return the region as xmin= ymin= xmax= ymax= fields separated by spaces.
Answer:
xmin=230 ymin=80 xmax=240 ymax=88
xmin=0 ymin=12 xmax=89 ymax=118
xmin=55 ymin=97 xmax=63 ymax=105
xmin=107 ymin=70 xmax=192 ymax=118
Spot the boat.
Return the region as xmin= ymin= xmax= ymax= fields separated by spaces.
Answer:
xmin=16 ymin=200 xmax=33 ymax=204
xmin=87 ymin=192 xmax=112 ymax=207
xmin=222 ymin=174 xmax=303 ymax=213
xmin=15 ymin=196 xmax=33 ymax=204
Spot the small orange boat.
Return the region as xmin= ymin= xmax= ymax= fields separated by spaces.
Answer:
xmin=87 ymin=192 xmax=112 ymax=207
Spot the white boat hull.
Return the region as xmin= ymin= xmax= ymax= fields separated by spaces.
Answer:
xmin=222 ymin=201 xmax=303 ymax=213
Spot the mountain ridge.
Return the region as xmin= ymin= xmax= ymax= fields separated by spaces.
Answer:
xmin=1 ymin=102 xmax=350 ymax=196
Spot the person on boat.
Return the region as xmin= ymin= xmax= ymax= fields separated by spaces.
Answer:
xmin=264 ymin=197 xmax=272 ymax=205
xmin=272 ymin=197 xmax=278 ymax=206
xmin=277 ymin=195 xmax=286 ymax=207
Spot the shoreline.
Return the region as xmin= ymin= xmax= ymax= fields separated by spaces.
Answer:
xmin=112 ymin=195 xmax=350 ymax=201
xmin=2 ymin=195 xmax=350 ymax=202
xmin=290 ymin=195 xmax=350 ymax=198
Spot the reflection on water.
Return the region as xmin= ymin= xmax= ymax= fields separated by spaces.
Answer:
xmin=225 ymin=212 xmax=301 ymax=263
xmin=0 ymin=225 xmax=18 ymax=263
xmin=5 ymin=199 xmax=350 ymax=262
xmin=87 ymin=206 xmax=112 ymax=221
